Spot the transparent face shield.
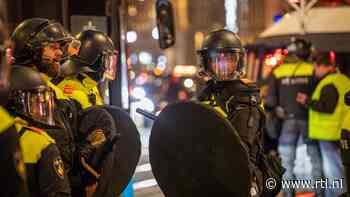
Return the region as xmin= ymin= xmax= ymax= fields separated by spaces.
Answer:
xmin=206 ymin=51 xmax=240 ymax=81
xmin=21 ymin=86 xmax=55 ymax=126
xmin=101 ymin=50 xmax=118 ymax=80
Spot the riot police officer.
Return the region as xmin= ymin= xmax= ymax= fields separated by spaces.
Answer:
xmin=54 ymin=30 xmax=133 ymax=197
xmin=196 ymin=29 xmax=284 ymax=196
xmin=6 ymin=66 xmax=71 ymax=197
xmin=56 ymin=29 xmax=117 ymax=109
xmin=10 ymin=17 xmax=79 ymax=194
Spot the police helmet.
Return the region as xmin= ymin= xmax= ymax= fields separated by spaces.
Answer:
xmin=8 ymin=66 xmax=56 ymax=126
xmin=11 ymin=18 xmax=71 ymax=65
xmin=197 ymin=29 xmax=245 ymax=81
xmin=62 ymin=30 xmax=117 ymax=81
xmin=286 ymin=38 xmax=312 ymax=60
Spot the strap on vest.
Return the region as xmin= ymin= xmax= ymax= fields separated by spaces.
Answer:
xmin=77 ymin=73 xmax=97 ymax=105
xmin=18 ymin=127 xmax=27 ymax=138
xmin=77 ymin=73 xmax=86 ymax=83
xmin=51 ymin=76 xmax=65 ymax=85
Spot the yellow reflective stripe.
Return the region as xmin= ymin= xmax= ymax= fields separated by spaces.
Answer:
xmin=47 ymin=80 xmax=68 ymax=100
xmin=41 ymin=73 xmax=68 ymax=100
xmin=81 ymin=73 xmax=103 ymax=105
xmin=0 ymin=107 xmax=14 ymax=133
xmin=273 ymin=63 xmax=313 ymax=79
xmin=214 ymin=106 xmax=228 ymax=118
xmin=15 ymin=121 xmax=55 ymax=163
xmin=201 ymin=101 xmax=228 ymax=118
xmin=57 ymin=73 xmax=103 ymax=109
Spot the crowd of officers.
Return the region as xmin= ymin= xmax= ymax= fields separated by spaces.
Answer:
xmin=0 ymin=17 xmax=118 ymax=197
xmin=2 ymin=16 xmax=350 ymax=197
xmin=265 ymin=38 xmax=350 ymax=197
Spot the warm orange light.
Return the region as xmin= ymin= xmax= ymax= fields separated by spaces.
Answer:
xmin=173 ymin=65 xmax=197 ymax=77
xmin=153 ymin=67 xmax=163 ymax=76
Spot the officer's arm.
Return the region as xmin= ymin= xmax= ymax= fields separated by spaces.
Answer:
xmin=0 ymin=125 xmax=29 ymax=197
xmin=308 ymin=84 xmax=338 ymax=113
xmin=79 ymin=108 xmax=115 ymax=160
xmin=37 ymin=144 xmax=71 ymax=197
xmin=228 ymin=106 xmax=261 ymax=163
xmin=264 ymin=73 xmax=278 ymax=111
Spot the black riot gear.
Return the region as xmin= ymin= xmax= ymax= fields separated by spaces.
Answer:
xmin=197 ymin=29 xmax=245 ymax=81
xmin=286 ymin=38 xmax=312 ymax=61
xmin=62 ymin=30 xmax=117 ymax=81
xmin=11 ymin=18 xmax=71 ymax=77
xmin=195 ymin=29 xmax=284 ymax=196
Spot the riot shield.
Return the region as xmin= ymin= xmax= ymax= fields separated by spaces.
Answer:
xmin=78 ymin=105 xmax=141 ymax=197
xmin=149 ymin=101 xmax=250 ymax=197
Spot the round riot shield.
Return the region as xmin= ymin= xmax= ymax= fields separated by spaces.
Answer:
xmin=78 ymin=105 xmax=141 ymax=197
xmin=149 ymin=101 xmax=250 ymax=197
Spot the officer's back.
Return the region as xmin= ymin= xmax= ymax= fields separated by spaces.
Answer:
xmin=266 ymin=41 xmax=314 ymax=120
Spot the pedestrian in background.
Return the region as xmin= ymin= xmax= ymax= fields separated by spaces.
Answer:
xmin=297 ymin=51 xmax=350 ymax=197
xmin=266 ymin=38 xmax=323 ymax=197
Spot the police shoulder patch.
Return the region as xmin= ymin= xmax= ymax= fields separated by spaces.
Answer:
xmin=63 ymin=85 xmax=74 ymax=94
xmin=53 ymin=157 xmax=65 ymax=179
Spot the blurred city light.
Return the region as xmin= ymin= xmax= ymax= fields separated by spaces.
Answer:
xmin=264 ymin=55 xmax=278 ymax=67
xmin=157 ymin=55 xmax=167 ymax=63
xmin=127 ymin=31 xmax=138 ymax=43
xmin=173 ymin=65 xmax=197 ymax=77
xmin=274 ymin=13 xmax=284 ymax=23
xmin=132 ymin=87 xmax=146 ymax=99
xmin=129 ymin=70 xmax=136 ymax=80
xmin=153 ymin=67 xmax=163 ymax=76
xmin=152 ymin=27 xmax=159 ymax=40
xmin=156 ymin=61 xmax=167 ymax=71
xmin=128 ymin=6 xmax=138 ymax=16
xmin=183 ymin=78 xmax=194 ymax=89
xmin=130 ymin=53 xmax=139 ymax=64
xmin=225 ymin=0 xmax=238 ymax=32
xmin=139 ymin=51 xmax=153 ymax=65
xmin=194 ymin=31 xmax=204 ymax=50
xmin=136 ymin=73 xmax=149 ymax=85
xmin=139 ymin=97 xmax=155 ymax=112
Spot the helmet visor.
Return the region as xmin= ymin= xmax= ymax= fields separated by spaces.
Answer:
xmin=207 ymin=51 xmax=240 ymax=81
xmin=101 ymin=51 xmax=118 ymax=80
xmin=37 ymin=22 xmax=71 ymax=44
xmin=25 ymin=86 xmax=55 ymax=126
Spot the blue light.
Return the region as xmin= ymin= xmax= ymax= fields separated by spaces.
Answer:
xmin=274 ymin=14 xmax=283 ymax=23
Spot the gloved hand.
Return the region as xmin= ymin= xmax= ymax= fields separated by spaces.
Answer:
xmin=274 ymin=106 xmax=286 ymax=119
xmin=79 ymin=129 xmax=107 ymax=161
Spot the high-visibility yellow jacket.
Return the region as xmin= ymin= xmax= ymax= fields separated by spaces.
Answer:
xmin=309 ymin=72 xmax=350 ymax=141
